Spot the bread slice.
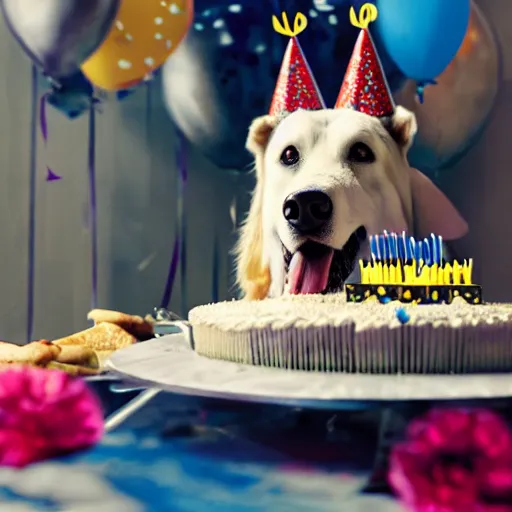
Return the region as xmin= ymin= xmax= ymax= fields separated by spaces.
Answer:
xmin=55 ymin=345 xmax=99 ymax=369
xmin=52 ymin=322 xmax=137 ymax=364
xmin=0 ymin=341 xmax=100 ymax=376
xmin=87 ymin=309 xmax=154 ymax=340
xmin=0 ymin=341 xmax=61 ymax=366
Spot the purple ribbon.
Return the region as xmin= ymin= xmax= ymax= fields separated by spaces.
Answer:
xmin=88 ymin=106 xmax=98 ymax=309
xmin=26 ymin=66 xmax=38 ymax=342
xmin=39 ymin=94 xmax=62 ymax=182
xmin=160 ymin=131 xmax=188 ymax=314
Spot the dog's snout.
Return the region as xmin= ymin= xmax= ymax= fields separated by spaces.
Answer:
xmin=283 ymin=190 xmax=333 ymax=234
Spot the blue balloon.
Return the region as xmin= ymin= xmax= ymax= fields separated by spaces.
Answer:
xmin=374 ymin=0 xmax=470 ymax=82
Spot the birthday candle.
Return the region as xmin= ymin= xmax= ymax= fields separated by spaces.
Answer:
xmin=370 ymin=262 xmax=377 ymax=283
xmin=430 ymin=233 xmax=438 ymax=265
xmin=444 ymin=263 xmax=452 ymax=285
xmin=416 ymin=241 xmax=423 ymax=263
xmin=401 ymin=232 xmax=409 ymax=262
xmin=370 ymin=235 xmax=376 ymax=261
xmin=423 ymin=238 xmax=431 ymax=266
xmin=383 ymin=231 xmax=390 ymax=261
xmin=396 ymin=259 xmax=403 ymax=284
xmin=430 ymin=263 xmax=438 ymax=284
xmin=438 ymin=236 xmax=443 ymax=266
xmin=409 ymin=237 xmax=416 ymax=264
xmin=437 ymin=265 xmax=444 ymax=285
xmin=378 ymin=235 xmax=385 ymax=263
xmin=462 ymin=259 xmax=473 ymax=285
xmin=377 ymin=262 xmax=383 ymax=283
xmin=390 ymin=233 xmax=398 ymax=261
xmin=419 ymin=265 xmax=429 ymax=285
xmin=390 ymin=263 xmax=397 ymax=283
xmin=383 ymin=263 xmax=389 ymax=284
xmin=398 ymin=233 xmax=405 ymax=262
xmin=453 ymin=261 xmax=461 ymax=285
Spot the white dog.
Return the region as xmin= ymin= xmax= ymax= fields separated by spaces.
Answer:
xmin=235 ymin=106 xmax=469 ymax=300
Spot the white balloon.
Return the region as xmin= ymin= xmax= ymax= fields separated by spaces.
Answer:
xmin=1 ymin=0 xmax=120 ymax=78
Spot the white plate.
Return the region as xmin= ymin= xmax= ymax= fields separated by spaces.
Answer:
xmin=105 ymin=334 xmax=512 ymax=408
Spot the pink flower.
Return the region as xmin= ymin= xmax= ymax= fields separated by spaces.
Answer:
xmin=389 ymin=408 xmax=512 ymax=512
xmin=0 ymin=366 xmax=104 ymax=467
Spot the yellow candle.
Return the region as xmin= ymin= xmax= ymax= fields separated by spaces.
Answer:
xmin=437 ymin=266 xmax=444 ymax=285
xmin=396 ymin=260 xmax=403 ymax=284
xmin=383 ymin=264 xmax=389 ymax=284
xmin=377 ymin=262 xmax=383 ymax=283
xmin=453 ymin=261 xmax=461 ymax=285
xmin=430 ymin=264 xmax=438 ymax=285
xmin=444 ymin=263 xmax=452 ymax=285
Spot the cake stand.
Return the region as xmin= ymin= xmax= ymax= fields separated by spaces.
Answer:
xmin=104 ymin=331 xmax=512 ymax=492
xmin=105 ymin=332 xmax=512 ymax=407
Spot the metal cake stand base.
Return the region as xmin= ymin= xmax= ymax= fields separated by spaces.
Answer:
xmin=103 ymin=334 xmax=512 ymax=490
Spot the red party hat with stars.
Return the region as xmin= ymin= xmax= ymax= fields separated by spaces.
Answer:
xmin=335 ymin=4 xmax=394 ymax=117
xmin=269 ymin=12 xmax=326 ymax=116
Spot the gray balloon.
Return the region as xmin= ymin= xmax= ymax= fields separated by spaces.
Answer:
xmin=1 ymin=0 xmax=120 ymax=78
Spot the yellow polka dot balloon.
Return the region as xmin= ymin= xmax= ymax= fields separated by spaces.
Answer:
xmin=81 ymin=0 xmax=193 ymax=91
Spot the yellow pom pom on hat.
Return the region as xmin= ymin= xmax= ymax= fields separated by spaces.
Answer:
xmin=81 ymin=0 xmax=193 ymax=91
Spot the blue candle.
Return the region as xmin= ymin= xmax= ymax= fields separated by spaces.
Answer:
xmin=398 ymin=232 xmax=406 ymax=261
xmin=430 ymin=233 xmax=438 ymax=265
xmin=377 ymin=234 xmax=385 ymax=262
xmin=423 ymin=238 xmax=431 ymax=266
xmin=415 ymin=240 xmax=423 ymax=262
xmin=409 ymin=236 xmax=416 ymax=263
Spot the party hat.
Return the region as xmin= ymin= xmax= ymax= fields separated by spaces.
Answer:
xmin=335 ymin=4 xmax=394 ymax=117
xmin=269 ymin=12 xmax=326 ymax=116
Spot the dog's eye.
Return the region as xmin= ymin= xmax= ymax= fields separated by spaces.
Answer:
xmin=347 ymin=142 xmax=375 ymax=164
xmin=280 ymin=145 xmax=300 ymax=166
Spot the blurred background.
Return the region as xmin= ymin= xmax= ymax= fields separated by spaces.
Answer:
xmin=0 ymin=0 xmax=508 ymax=342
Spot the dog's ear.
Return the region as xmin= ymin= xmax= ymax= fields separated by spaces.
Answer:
xmin=246 ymin=115 xmax=279 ymax=160
xmin=382 ymin=106 xmax=418 ymax=153
xmin=410 ymin=167 xmax=468 ymax=241
xmin=235 ymin=116 xmax=278 ymax=299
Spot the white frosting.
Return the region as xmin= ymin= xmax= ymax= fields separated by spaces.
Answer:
xmin=188 ymin=294 xmax=512 ymax=374
xmin=189 ymin=294 xmax=512 ymax=331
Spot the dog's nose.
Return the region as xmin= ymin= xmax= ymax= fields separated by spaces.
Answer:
xmin=283 ymin=190 xmax=333 ymax=234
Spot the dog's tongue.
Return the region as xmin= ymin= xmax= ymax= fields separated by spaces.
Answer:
xmin=288 ymin=247 xmax=334 ymax=294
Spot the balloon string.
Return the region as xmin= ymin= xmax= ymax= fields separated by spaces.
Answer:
xmin=211 ymin=230 xmax=219 ymax=303
xmin=27 ymin=65 xmax=38 ymax=342
xmin=178 ymin=131 xmax=188 ymax=317
xmin=159 ymin=130 xmax=188 ymax=313
xmin=39 ymin=94 xmax=61 ymax=182
xmin=88 ymin=105 xmax=98 ymax=309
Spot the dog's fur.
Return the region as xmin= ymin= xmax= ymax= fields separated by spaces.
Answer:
xmin=236 ymin=106 xmax=468 ymax=299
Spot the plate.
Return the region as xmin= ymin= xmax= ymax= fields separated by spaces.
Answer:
xmin=105 ymin=334 xmax=512 ymax=408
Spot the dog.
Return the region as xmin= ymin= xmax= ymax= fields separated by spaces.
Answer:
xmin=235 ymin=106 xmax=469 ymax=300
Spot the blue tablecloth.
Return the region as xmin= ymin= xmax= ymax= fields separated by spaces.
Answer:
xmin=0 ymin=381 xmax=402 ymax=511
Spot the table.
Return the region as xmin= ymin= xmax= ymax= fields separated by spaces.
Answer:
xmin=0 ymin=380 xmax=403 ymax=511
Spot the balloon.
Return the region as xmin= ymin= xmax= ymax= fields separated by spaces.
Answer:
xmin=394 ymin=2 xmax=501 ymax=173
xmin=374 ymin=0 xmax=470 ymax=83
xmin=81 ymin=0 xmax=193 ymax=91
xmin=46 ymin=71 xmax=98 ymax=119
xmin=163 ymin=1 xmax=405 ymax=170
xmin=1 ymin=0 xmax=120 ymax=79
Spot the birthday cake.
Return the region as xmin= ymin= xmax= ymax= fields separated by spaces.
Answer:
xmin=189 ymin=232 xmax=512 ymax=374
